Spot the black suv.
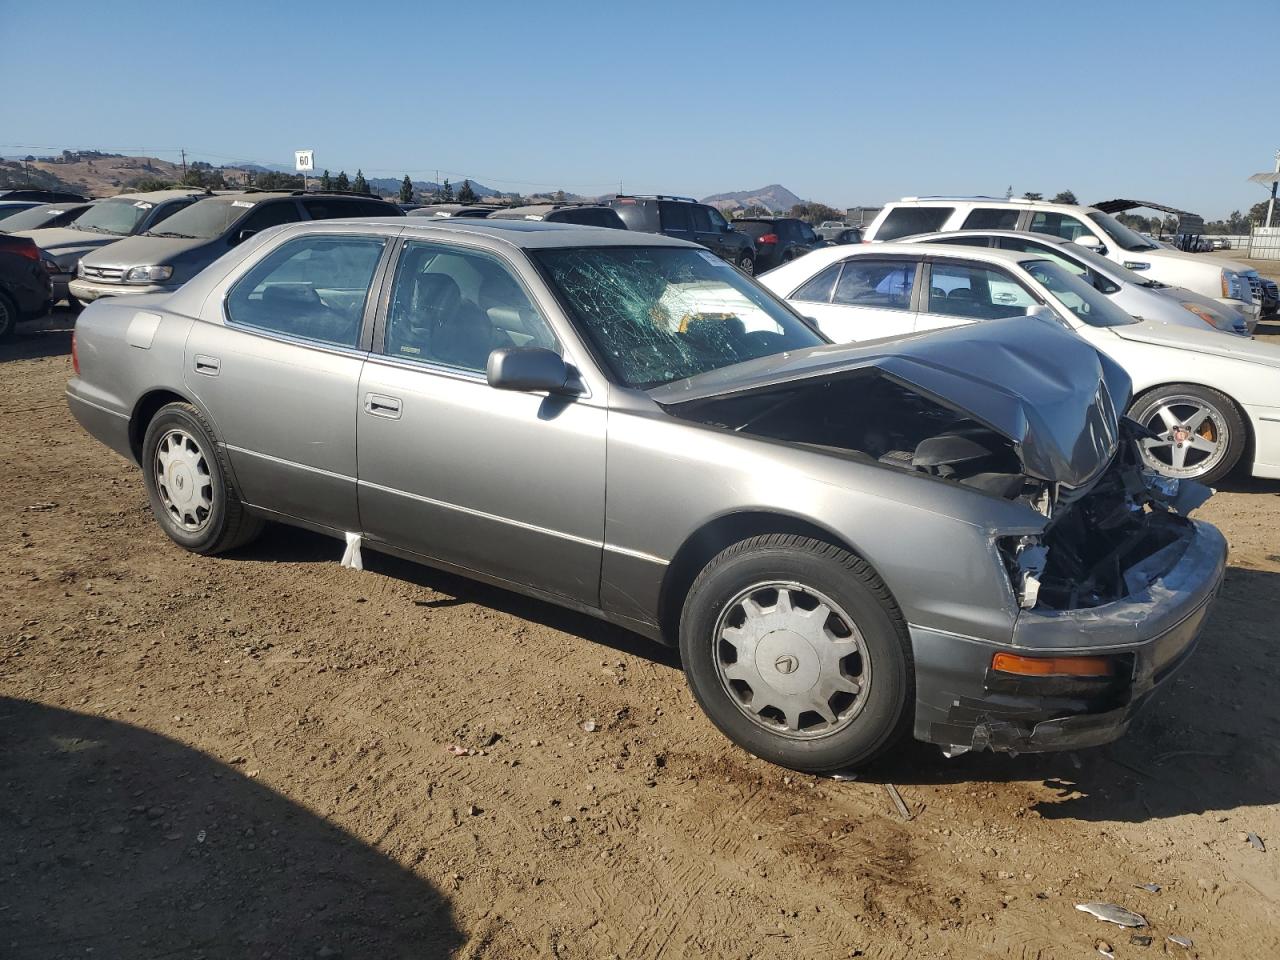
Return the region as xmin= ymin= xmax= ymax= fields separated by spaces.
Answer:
xmin=608 ymin=195 xmax=756 ymax=273
xmin=730 ymin=217 xmax=825 ymax=272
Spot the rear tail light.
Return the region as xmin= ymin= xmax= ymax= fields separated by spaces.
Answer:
xmin=71 ymin=332 xmax=80 ymax=375
xmin=0 ymin=236 xmax=41 ymax=261
xmin=757 ymin=233 xmax=778 ymax=244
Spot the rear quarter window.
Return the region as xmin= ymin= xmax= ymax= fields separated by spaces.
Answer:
xmin=875 ymin=207 xmax=954 ymax=240
xmin=961 ymin=208 xmax=1020 ymax=230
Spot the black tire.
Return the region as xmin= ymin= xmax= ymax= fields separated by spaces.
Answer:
xmin=1128 ymin=383 xmax=1246 ymax=484
xmin=736 ymin=251 xmax=755 ymax=276
xmin=0 ymin=291 xmax=17 ymax=341
xmin=679 ymin=534 xmax=913 ymax=774
xmin=141 ymin=402 xmax=263 ymax=554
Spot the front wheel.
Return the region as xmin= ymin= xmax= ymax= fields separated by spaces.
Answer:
xmin=1128 ymin=383 xmax=1245 ymax=484
xmin=141 ymin=402 xmax=264 ymax=554
xmin=679 ymin=535 xmax=912 ymax=774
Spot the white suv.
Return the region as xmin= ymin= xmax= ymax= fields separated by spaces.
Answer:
xmin=864 ymin=197 xmax=1261 ymax=324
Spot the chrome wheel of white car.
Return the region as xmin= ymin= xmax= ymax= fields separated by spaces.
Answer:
xmin=714 ymin=582 xmax=870 ymax=738
xmin=154 ymin=428 xmax=215 ymax=532
xmin=1130 ymin=384 xmax=1244 ymax=483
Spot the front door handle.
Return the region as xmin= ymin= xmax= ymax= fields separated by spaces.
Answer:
xmin=364 ymin=393 xmax=402 ymax=419
xmin=193 ymin=355 xmax=220 ymax=376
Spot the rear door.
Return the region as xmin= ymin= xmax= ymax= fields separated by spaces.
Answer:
xmin=183 ymin=232 xmax=389 ymax=532
xmin=658 ymin=201 xmax=694 ymax=243
xmin=792 ymin=257 xmax=920 ymax=342
xmin=690 ymin=204 xmax=730 ymax=259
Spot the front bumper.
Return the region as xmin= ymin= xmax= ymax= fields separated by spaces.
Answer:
xmin=68 ymin=278 xmax=175 ymax=303
xmin=909 ymin=518 xmax=1227 ymax=754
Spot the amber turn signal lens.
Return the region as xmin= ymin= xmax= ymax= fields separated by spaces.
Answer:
xmin=991 ymin=652 xmax=1115 ymax=678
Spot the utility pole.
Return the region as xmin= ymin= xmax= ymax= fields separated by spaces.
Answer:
xmin=1266 ymin=149 xmax=1279 ymax=229
xmin=180 ymin=148 xmax=187 ymax=177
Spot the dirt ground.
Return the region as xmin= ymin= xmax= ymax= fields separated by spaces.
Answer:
xmin=2 ymin=303 xmax=1279 ymax=960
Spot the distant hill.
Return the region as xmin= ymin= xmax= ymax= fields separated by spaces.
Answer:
xmin=701 ymin=184 xmax=804 ymax=214
xmin=1 ymin=154 xmax=186 ymax=196
xmin=367 ymin=176 xmax=499 ymax=199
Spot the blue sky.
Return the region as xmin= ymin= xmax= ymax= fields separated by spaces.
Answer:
xmin=2 ymin=0 xmax=1274 ymax=216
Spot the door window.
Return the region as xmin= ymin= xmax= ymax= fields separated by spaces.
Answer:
xmin=659 ymin=202 xmax=692 ymax=235
xmin=875 ymin=206 xmax=954 ymax=240
xmin=926 ymin=263 xmax=1036 ymax=320
xmin=1029 ymin=210 xmax=1090 ymax=241
xmin=832 ymin=260 xmax=916 ymax=310
xmin=239 ymin=200 xmax=303 ymax=236
xmin=707 ymin=207 xmax=729 ymax=231
xmin=690 ymin=205 xmax=714 ymax=232
xmin=226 ymin=235 xmax=385 ymax=347
xmin=961 ymin=207 xmax=1020 ymax=230
xmin=383 ymin=241 xmax=558 ymax=372
xmin=791 ymin=263 xmax=842 ymax=302
xmin=798 ymin=222 xmax=818 ymax=243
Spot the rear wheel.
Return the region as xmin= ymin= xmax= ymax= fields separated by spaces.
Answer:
xmin=0 ymin=292 xmax=17 ymax=340
xmin=736 ymin=251 xmax=756 ymax=276
xmin=679 ymin=535 xmax=912 ymax=774
xmin=141 ymin=402 xmax=263 ymax=554
xmin=1128 ymin=383 xmax=1245 ymax=484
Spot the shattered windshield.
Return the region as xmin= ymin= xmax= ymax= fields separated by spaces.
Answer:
xmin=533 ymin=246 xmax=825 ymax=388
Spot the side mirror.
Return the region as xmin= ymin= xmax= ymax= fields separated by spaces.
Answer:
xmin=486 ymin=346 xmax=574 ymax=393
xmin=1071 ymin=236 xmax=1105 ymax=253
xmin=1024 ymin=304 xmax=1065 ymax=325
xmin=235 ymin=228 xmax=257 ymax=245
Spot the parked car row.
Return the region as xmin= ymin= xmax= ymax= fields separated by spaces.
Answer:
xmin=68 ymin=215 xmax=1231 ymax=776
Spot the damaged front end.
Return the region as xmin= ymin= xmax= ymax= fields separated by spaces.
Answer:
xmin=654 ymin=318 xmax=1228 ymax=757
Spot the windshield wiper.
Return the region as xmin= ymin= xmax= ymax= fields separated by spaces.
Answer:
xmin=146 ymin=231 xmax=195 ymax=239
xmin=74 ymin=224 xmax=122 ymax=235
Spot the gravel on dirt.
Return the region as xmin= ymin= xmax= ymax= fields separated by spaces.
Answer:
xmin=2 ymin=308 xmax=1278 ymax=958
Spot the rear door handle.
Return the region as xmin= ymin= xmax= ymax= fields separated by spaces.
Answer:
xmin=364 ymin=393 xmax=402 ymax=419
xmin=193 ymin=355 xmax=220 ymax=376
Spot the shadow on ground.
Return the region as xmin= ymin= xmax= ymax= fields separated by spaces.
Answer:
xmin=0 ymin=697 xmax=464 ymax=960
xmin=232 ymin=526 xmax=1275 ymax=826
xmin=0 ymin=309 xmax=74 ymax=363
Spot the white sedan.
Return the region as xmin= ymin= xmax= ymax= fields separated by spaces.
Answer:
xmin=759 ymin=243 xmax=1280 ymax=484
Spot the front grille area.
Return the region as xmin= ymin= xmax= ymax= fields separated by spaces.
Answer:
xmin=81 ymin=265 xmax=125 ymax=282
xmin=1247 ymin=275 xmax=1263 ymax=303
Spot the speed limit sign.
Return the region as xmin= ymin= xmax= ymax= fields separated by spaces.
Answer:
xmin=295 ymin=149 xmax=315 ymax=173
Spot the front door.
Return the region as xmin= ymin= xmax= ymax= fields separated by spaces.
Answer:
xmin=356 ymin=239 xmax=606 ymax=605
xmin=915 ymin=260 xmax=1038 ymax=333
xmin=184 ymin=232 xmax=388 ymax=532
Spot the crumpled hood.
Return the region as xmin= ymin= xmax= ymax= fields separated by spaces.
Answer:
xmin=10 ymin=226 xmax=122 ymax=257
xmin=1110 ymin=319 xmax=1280 ymax=368
xmin=652 ymin=316 xmax=1132 ymax=488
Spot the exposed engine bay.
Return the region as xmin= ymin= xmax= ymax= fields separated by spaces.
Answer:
xmin=671 ymin=371 xmax=1036 ymax=499
xmin=669 ymin=370 xmax=1211 ymax=613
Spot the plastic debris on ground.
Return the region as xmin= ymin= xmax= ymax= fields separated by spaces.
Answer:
xmin=1096 ymin=939 xmax=1115 ymax=958
xmin=580 ymin=719 xmax=598 ymax=733
xmin=1167 ymin=934 xmax=1194 ymax=948
xmin=884 ymin=782 xmax=912 ymax=820
xmin=1075 ymin=903 xmax=1148 ymax=927
xmin=1247 ymin=831 xmax=1266 ymax=852
xmin=1135 ymin=883 xmax=1161 ymax=893
xmin=340 ymin=532 xmax=363 ymax=570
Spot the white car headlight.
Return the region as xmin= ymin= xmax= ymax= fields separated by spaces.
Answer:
xmin=124 ymin=265 xmax=174 ymax=283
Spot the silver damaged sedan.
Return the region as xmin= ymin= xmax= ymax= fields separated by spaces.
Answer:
xmin=67 ymin=218 xmax=1227 ymax=773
